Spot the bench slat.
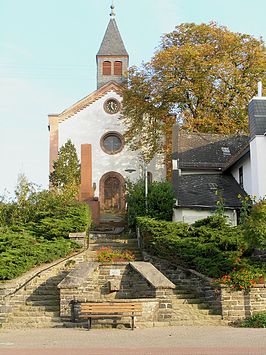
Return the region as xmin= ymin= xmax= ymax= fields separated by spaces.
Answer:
xmin=79 ymin=313 xmax=142 ymax=318
xmin=80 ymin=307 xmax=142 ymax=311
xmin=80 ymin=305 xmax=141 ymax=308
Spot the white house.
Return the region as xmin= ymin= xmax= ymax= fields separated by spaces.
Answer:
xmin=172 ymin=85 xmax=266 ymax=225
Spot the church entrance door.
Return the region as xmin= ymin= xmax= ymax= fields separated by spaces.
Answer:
xmin=100 ymin=171 xmax=125 ymax=214
xmin=104 ymin=176 xmax=122 ymax=213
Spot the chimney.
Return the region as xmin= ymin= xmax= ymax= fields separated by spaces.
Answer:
xmin=258 ymin=81 xmax=263 ymax=97
xmin=248 ymin=83 xmax=266 ymax=199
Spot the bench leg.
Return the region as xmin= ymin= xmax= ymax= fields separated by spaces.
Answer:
xmin=131 ymin=316 xmax=135 ymax=330
xmin=88 ymin=317 xmax=92 ymax=330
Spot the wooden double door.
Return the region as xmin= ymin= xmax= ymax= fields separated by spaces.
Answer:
xmin=102 ymin=173 xmax=125 ymax=213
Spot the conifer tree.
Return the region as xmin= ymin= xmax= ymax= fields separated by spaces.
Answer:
xmin=49 ymin=139 xmax=80 ymax=193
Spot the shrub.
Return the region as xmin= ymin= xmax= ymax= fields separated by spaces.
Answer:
xmin=238 ymin=312 xmax=266 ymax=328
xmin=214 ymin=269 xmax=257 ymax=291
xmin=25 ymin=190 xmax=91 ymax=239
xmin=96 ymin=247 xmax=135 ymax=263
xmin=137 ymin=216 xmax=250 ymax=278
xmin=126 ymin=180 xmax=175 ymax=227
xmin=243 ymin=199 xmax=266 ymax=250
xmin=0 ymin=189 xmax=91 ymax=240
xmin=0 ymin=176 xmax=92 ymax=280
xmin=0 ymin=229 xmax=80 ymax=280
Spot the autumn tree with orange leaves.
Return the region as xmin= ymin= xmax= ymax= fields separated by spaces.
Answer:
xmin=122 ymin=22 xmax=266 ymax=162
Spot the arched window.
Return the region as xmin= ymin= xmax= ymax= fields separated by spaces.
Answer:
xmin=103 ymin=61 xmax=111 ymax=75
xmin=114 ymin=61 xmax=122 ymax=75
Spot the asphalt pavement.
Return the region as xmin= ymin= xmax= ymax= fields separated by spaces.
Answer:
xmin=0 ymin=325 xmax=266 ymax=355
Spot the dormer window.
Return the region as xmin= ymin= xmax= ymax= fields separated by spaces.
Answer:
xmin=209 ymin=183 xmax=218 ymax=191
xmin=114 ymin=61 xmax=122 ymax=75
xmin=103 ymin=61 xmax=111 ymax=75
xmin=221 ymin=147 xmax=231 ymax=156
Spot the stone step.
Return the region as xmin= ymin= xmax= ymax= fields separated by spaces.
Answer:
xmin=27 ymin=295 xmax=59 ymax=301
xmin=19 ymin=305 xmax=60 ymax=312
xmin=172 ymin=292 xmax=197 ymax=299
xmin=25 ymin=288 xmax=59 ymax=296
xmin=11 ymin=310 xmax=59 ymax=317
xmin=89 ymin=233 xmax=129 ymax=240
xmin=26 ymin=300 xmax=59 ymax=307
xmin=2 ymin=321 xmax=64 ymax=329
xmin=90 ymin=244 xmax=140 ymax=251
xmin=172 ymin=298 xmax=202 ymax=304
xmin=172 ymin=304 xmax=221 ymax=318
xmin=171 ymin=309 xmax=222 ymax=320
xmin=90 ymin=238 xmax=138 ymax=245
xmin=169 ymin=319 xmax=225 ymax=326
xmin=29 ymin=278 xmax=65 ymax=287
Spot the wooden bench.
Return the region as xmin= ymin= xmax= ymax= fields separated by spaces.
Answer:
xmin=79 ymin=302 xmax=142 ymax=330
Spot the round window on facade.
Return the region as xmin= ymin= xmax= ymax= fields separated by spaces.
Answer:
xmin=101 ymin=132 xmax=124 ymax=155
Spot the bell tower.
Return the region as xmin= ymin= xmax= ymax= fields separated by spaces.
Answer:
xmin=96 ymin=3 xmax=129 ymax=89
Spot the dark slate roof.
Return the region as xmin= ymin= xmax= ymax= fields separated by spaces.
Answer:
xmin=172 ymin=130 xmax=249 ymax=170
xmin=174 ymin=174 xmax=246 ymax=209
xmin=97 ymin=19 xmax=128 ymax=56
xmin=248 ymin=98 xmax=266 ymax=139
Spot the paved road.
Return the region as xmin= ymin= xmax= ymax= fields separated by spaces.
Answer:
xmin=0 ymin=326 xmax=266 ymax=355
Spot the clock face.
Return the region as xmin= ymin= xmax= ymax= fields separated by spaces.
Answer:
xmin=104 ymin=99 xmax=120 ymax=114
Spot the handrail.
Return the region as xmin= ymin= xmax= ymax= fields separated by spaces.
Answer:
xmin=4 ymin=247 xmax=88 ymax=300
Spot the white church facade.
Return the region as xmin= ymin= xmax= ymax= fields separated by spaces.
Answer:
xmin=48 ymin=7 xmax=165 ymax=224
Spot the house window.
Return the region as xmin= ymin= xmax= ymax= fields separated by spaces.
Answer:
xmin=100 ymin=132 xmax=124 ymax=155
xmin=239 ymin=166 xmax=243 ymax=188
xmin=114 ymin=61 xmax=122 ymax=75
xmin=103 ymin=61 xmax=111 ymax=75
xmin=147 ymin=172 xmax=153 ymax=185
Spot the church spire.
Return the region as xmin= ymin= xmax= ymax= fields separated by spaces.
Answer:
xmin=96 ymin=3 xmax=129 ymax=88
xmin=97 ymin=4 xmax=128 ymax=57
xmin=110 ymin=1 xmax=115 ymax=19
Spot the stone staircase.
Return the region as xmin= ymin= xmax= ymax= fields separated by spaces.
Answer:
xmin=170 ymin=288 xmax=226 ymax=326
xmin=1 ymin=227 xmax=227 ymax=329
xmin=1 ymin=253 xmax=86 ymax=329
xmin=89 ymin=232 xmax=143 ymax=261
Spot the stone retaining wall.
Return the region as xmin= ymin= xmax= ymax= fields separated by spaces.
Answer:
xmin=143 ymin=253 xmax=221 ymax=312
xmin=221 ymin=285 xmax=266 ymax=322
xmin=142 ymin=253 xmax=266 ymax=322
xmin=0 ymin=250 xmax=87 ymax=327
xmin=58 ymin=261 xmax=175 ymax=325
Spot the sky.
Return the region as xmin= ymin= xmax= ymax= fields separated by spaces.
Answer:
xmin=1 ymin=0 xmax=266 ymax=196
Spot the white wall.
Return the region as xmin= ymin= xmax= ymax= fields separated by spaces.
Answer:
xmin=250 ymin=136 xmax=266 ymax=199
xmin=173 ymin=208 xmax=237 ymax=226
xmin=230 ymin=154 xmax=252 ymax=196
xmin=58 ymin=90 xmax=166 ymax=196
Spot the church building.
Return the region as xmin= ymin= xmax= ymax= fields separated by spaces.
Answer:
xmin=48 ymin=5 xmax=165 ymax=224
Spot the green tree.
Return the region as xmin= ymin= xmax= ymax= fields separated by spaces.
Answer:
xmin=243 ymin=198 xmax=266 ymax=250
xmin=49 ymin=139 xmax=81 ymax=193
xmin=122 ymin=22 xmax=266 ymax=161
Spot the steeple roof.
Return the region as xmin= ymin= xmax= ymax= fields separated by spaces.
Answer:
xmin=97 ymin=18 xmax=128 ymax=56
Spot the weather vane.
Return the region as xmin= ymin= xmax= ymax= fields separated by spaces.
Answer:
xmin=110 ymin=1 xmax=115 ymax=18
